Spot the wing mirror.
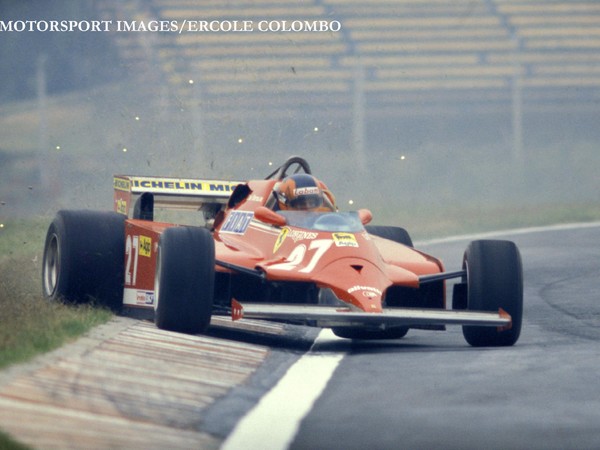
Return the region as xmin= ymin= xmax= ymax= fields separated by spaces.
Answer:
xmin=254 ymin=206 xmax=287 ymax=227
xmin=358 ymin=208 xmax=372 ymax=225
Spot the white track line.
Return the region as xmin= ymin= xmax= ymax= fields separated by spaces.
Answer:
xmin=220 ymin=329 xmax=344 ymax=450
xmin=415 ymin=221 xmax=600 ymax=246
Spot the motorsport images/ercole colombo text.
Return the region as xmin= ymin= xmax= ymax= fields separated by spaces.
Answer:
xmin=1 ymin=19 xmax=342 ymax=33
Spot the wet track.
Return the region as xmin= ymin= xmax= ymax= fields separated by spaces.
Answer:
xmin=1 ymin=223 xmax=599 ymax=449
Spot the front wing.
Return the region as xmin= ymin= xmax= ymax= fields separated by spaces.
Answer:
xmin=231 ymin=300 xmax=511 ymax=330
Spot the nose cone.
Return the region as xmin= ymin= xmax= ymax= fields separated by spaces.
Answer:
xmin=312 ymin=258 xmax=389 ymax=312
xmin=347 ymin=284 xmax=384 ymax=312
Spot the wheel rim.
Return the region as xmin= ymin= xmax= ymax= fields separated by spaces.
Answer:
xmin=153 ymin=247 xmax=161 ymax=311
xmin=43 ymin=234 xmax=60 ymax=297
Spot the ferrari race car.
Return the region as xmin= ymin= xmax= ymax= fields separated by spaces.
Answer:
xmin=42 ymin=156 xmax=523 ymax=346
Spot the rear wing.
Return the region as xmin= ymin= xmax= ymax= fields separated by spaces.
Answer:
xmin=113 ymin=175 xmax=243 ymax=219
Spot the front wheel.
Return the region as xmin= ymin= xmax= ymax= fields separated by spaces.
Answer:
xmin=365 ymin=225 xmax=413 ymax=247
xmin=154 ymin=226 xmax=215 ymax=334
xmin=332 ymin=326 xmax=409 ymax=340
xmin=462 ymin=240 xmax=523 ymax=347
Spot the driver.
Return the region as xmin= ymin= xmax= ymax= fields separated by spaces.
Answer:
xmin=274 ymin=173 xmax=336 ymax=211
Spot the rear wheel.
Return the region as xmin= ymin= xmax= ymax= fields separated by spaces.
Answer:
xmin=154 ymin=226 xmax=215 ymax=334
xmin=42 ymin=210 xmax=126 ymax=311
xmin=462 ymin=240 xmax=523 ymax=347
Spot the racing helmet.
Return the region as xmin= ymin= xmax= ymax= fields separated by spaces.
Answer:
xmin=275 ymin=174 xmax=325 ymax=211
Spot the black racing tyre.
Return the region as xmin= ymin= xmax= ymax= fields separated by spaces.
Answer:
xmin=154 ymin=226 xmax=215 ymax=334
xmin=462 ymin=240 xmax=523 ymax=347
xmin=42 ymin=210 xmax=126 ymax=311
xmin=365 ymin=225 xmax=413 ymax=247
xmin=332 ymin=326 xmax=409 ymax=340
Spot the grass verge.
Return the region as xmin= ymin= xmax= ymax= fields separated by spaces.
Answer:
xmin=0 ymin=219 xmax=112 ymax=370
xmin=0 ymin=430 xmax=32 ymax=450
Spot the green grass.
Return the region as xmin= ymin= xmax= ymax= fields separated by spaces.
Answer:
xmin=0 ymin=220 xmax=113 ymax=370
xmin=0 ymin=218 xmax=48 ymax=262
xmin=0 ymin=430 xmax=31 ymax=450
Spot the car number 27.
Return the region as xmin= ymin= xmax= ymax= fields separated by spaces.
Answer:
xmin=271 ymin=239 xmax=332 ymax=273
xmin=125 ymin=234 xmax=152 ymax=286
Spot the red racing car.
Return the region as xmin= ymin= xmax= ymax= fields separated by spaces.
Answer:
xmin=42 ymin=156 xmax=523 ymax=346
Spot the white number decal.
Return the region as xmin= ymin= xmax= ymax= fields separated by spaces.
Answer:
xmin=271 ymin=239 xmax=332 ymax=273
xmin=300 ymin=240 xmax=332 ymax=273
xmin=273 ymin=244 xmax=307 ymax=271
xmin=125 ymin=235 xmax=139 ymax=286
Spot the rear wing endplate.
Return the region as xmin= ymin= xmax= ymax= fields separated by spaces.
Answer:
xmin=113 ymin=175 xmax=243 ymax=218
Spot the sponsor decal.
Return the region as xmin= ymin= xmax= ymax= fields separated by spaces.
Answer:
xmin=294 ymin=187 xmax=320 ymax=196
xmin=273 ymin=227 xmax=289 ymax=253
xmin=139 ymin=235 xmax=152 ymax=257
xmin=332 ymin=232 xmax=358 ymax=247
xmin=116 ymin=198 xmax=127 ymax=215
xmin=348 ymin=285 xmax=382 ymax=296
xmin=136 ymin=290 xmax=154 ymax=305
xmin=272 ymin=226 xmax=319 ymax=249
xmin=221 ymin=211 xmax=254 ymax=234
xmin=248 ymin=194 xmax=264 ymax=203
xmin=131 ymin=178 xmax=238 ymax=194
xmin=113 ymin=177 xmax=131 ymax=191
xmin=287 ymin=228 xmax=318 ymax=242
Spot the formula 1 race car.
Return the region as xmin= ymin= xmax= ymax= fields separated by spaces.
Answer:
xmin=42 ymin=156 xmax=523 ymax=346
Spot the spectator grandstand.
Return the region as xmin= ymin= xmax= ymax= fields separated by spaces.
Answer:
xmin=97 ymin=0 xmax=600 ymax=121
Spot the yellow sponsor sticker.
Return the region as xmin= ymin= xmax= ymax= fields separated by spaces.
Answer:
xmin=116 ymin=198 xmax=127 ymax=215
xmin=139 ymin=235 xmax=152 ymax=257
xmin=113 ymin=177 xmax=131 ymax=191
xmin=332 ymin=232 xmax=358 ymax=247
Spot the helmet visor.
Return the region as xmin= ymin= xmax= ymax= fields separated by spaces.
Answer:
xmin=289 ymin=193 xmax=323 ymax=210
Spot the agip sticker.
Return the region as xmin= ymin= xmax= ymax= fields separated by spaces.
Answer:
xmin=333 ymin=232 xmax=358 ymax=247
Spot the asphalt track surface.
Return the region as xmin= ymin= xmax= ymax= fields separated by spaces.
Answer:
xmin=219 ymin=223 xmax=600 ymax=450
